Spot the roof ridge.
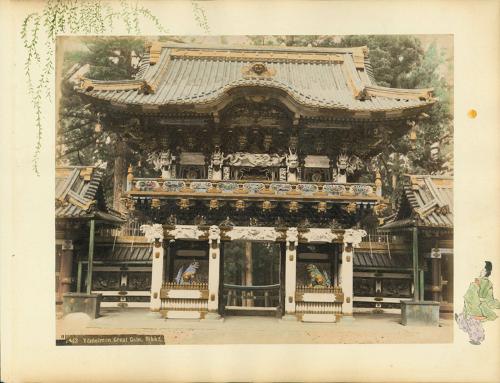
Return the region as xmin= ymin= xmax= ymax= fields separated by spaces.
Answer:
xmin=149 ymin=41 xmax=370 ymax=55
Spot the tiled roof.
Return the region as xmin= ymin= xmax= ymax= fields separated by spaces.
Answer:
xmin=78 ymin=43 xmax=435 ymax=116
xmin=380 ymin=175 xmax=453 ymax=230
xmin=94 ymin=244 xmax=152 ymax=262
xmin=55 ymin=166 xmax=123 ymax=222
xmin=354 ymin=251 xmax=412 ymax=269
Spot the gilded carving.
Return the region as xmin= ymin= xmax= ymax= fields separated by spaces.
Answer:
xmin=209 ymin=199 xmax=219 ymax=210
xmin=288 ymin=201 xmax=299 ymax=212
xmin=235 ymin=200 xmax=246 ymax=211
xmin=262 ymin=200 xmax=273 ymax=211
xmin=343 ymin=202 xmax=358 ymax=214
xmin=177 ymin=198 xmax=191 ymax=210
xmin=317 ymin=201 xmax=328 ymax=213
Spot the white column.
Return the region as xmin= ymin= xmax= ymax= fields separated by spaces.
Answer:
xmin=340 ymin=242 xmax=354 ymax=316
xmin=150 ymin=244 xmax=164 ymax=311
xmin=285 ymin=228 xmax=299 ymax=316
xmin=341 ymin=229 xmax=367 ymax=318
xmin=140 ymin=224 xmax=165 ymax=312
xmin=207 ymin=226 xmax=221 ymax=314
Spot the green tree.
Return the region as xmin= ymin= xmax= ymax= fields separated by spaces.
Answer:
xmin=263 ymin=35 xmax=453 ymax=200
xmin=57 ymin=37 xmax=147 ymax=201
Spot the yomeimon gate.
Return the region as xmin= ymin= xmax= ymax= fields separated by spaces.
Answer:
xmin=78 ymin=42 xmax=435 ymax=322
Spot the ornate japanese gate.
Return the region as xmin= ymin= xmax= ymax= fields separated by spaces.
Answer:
xmin=140 ymin=224 xmax=366 ymax=322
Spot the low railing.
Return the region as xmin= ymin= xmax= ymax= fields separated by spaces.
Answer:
xmin=162 ymin=282 xmax=208 ymax=290
xmin=223 ymin=283 xmax=281 ymax=309
xmin=295 ymin=285 xmax=344 ymax=321
xmin=159 ymin=282 xmax=209 ymax=318
xmin=128 ymin=178 xmax=378 ymax=200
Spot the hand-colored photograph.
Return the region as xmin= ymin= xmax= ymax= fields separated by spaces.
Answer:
xmin=54 ymin=34 xmax=457 ymax=345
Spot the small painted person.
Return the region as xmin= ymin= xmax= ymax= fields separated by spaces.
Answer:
xmin=455 ymin=261 xmax=500 ymax=345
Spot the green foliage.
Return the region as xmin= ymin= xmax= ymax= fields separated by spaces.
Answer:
xmin=58 ymin=37 xmax=149 ymax=201
xmin=83 ymin=37 xmax=146 ymax=80
xmin=191 ymin=1 xmax=210 ymax=34
xmin=223 ymin=242 xmax=280 ymax=285
xmin=261 ymin=35 xmax=453 ymax=201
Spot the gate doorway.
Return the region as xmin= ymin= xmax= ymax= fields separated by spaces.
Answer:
xmin=220 ymin=241 xmax=284 ymax=317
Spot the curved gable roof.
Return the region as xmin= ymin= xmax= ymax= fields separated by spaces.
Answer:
xmin=78 ymin=42 xmax=435 ymax=117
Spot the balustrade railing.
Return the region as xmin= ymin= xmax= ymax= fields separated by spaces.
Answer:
xmin=223 ymin=283 xmax=281 ymax=308
xmin=129 ymin=178 xmax=377 ymax=199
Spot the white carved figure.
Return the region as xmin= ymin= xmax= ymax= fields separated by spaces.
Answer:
xmin=169 ymin=225 xmax=205 ymax=240
xmin=285 ymin=147 xmax=299 ymax=182
xmin=147 ymin=150 xmax=175 ymax=179
xmin=210 ymin=146 xmax=224 ymax=180
xmin=227 ymin=226 xmax=280 ymax=241
xmin=224 ymin=152 xmax=285 ymax=168
xmin=140 ymin=223 xmax=164 ymax=243
xmin=208 ymin=225 xmax=221 ymax=245
xmin=343 ymin=228 xmax=367 ymax=248
xmin=336 ymin=153 xmax=364 ymax=183
xmin=302 ymin=228 xmax=338 ymax=243
xmin=286 ymin=227 xmax=299 ymax=246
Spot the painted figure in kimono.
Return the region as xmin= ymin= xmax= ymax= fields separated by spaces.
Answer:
xmin=455 ymin=261 xmax=500 ymax=345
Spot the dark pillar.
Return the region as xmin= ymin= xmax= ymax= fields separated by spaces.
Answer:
xmin=244 ymin=242 xmax=253 ymax=307
xmin=113 ymin=139 xmax=127 ymax=212
xmin=412 ymin=227 xmax=419 ymax=301
xmin=58 ymin=240 xmax=74 ymax=303
xmin=86 ymin=219 xmax=95 ymax=294
xmin=431 ymin=249 xmax=442 ymax=302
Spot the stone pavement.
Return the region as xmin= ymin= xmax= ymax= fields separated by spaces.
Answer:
xmin=56 ymin=308 xmax=453 ymax=344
